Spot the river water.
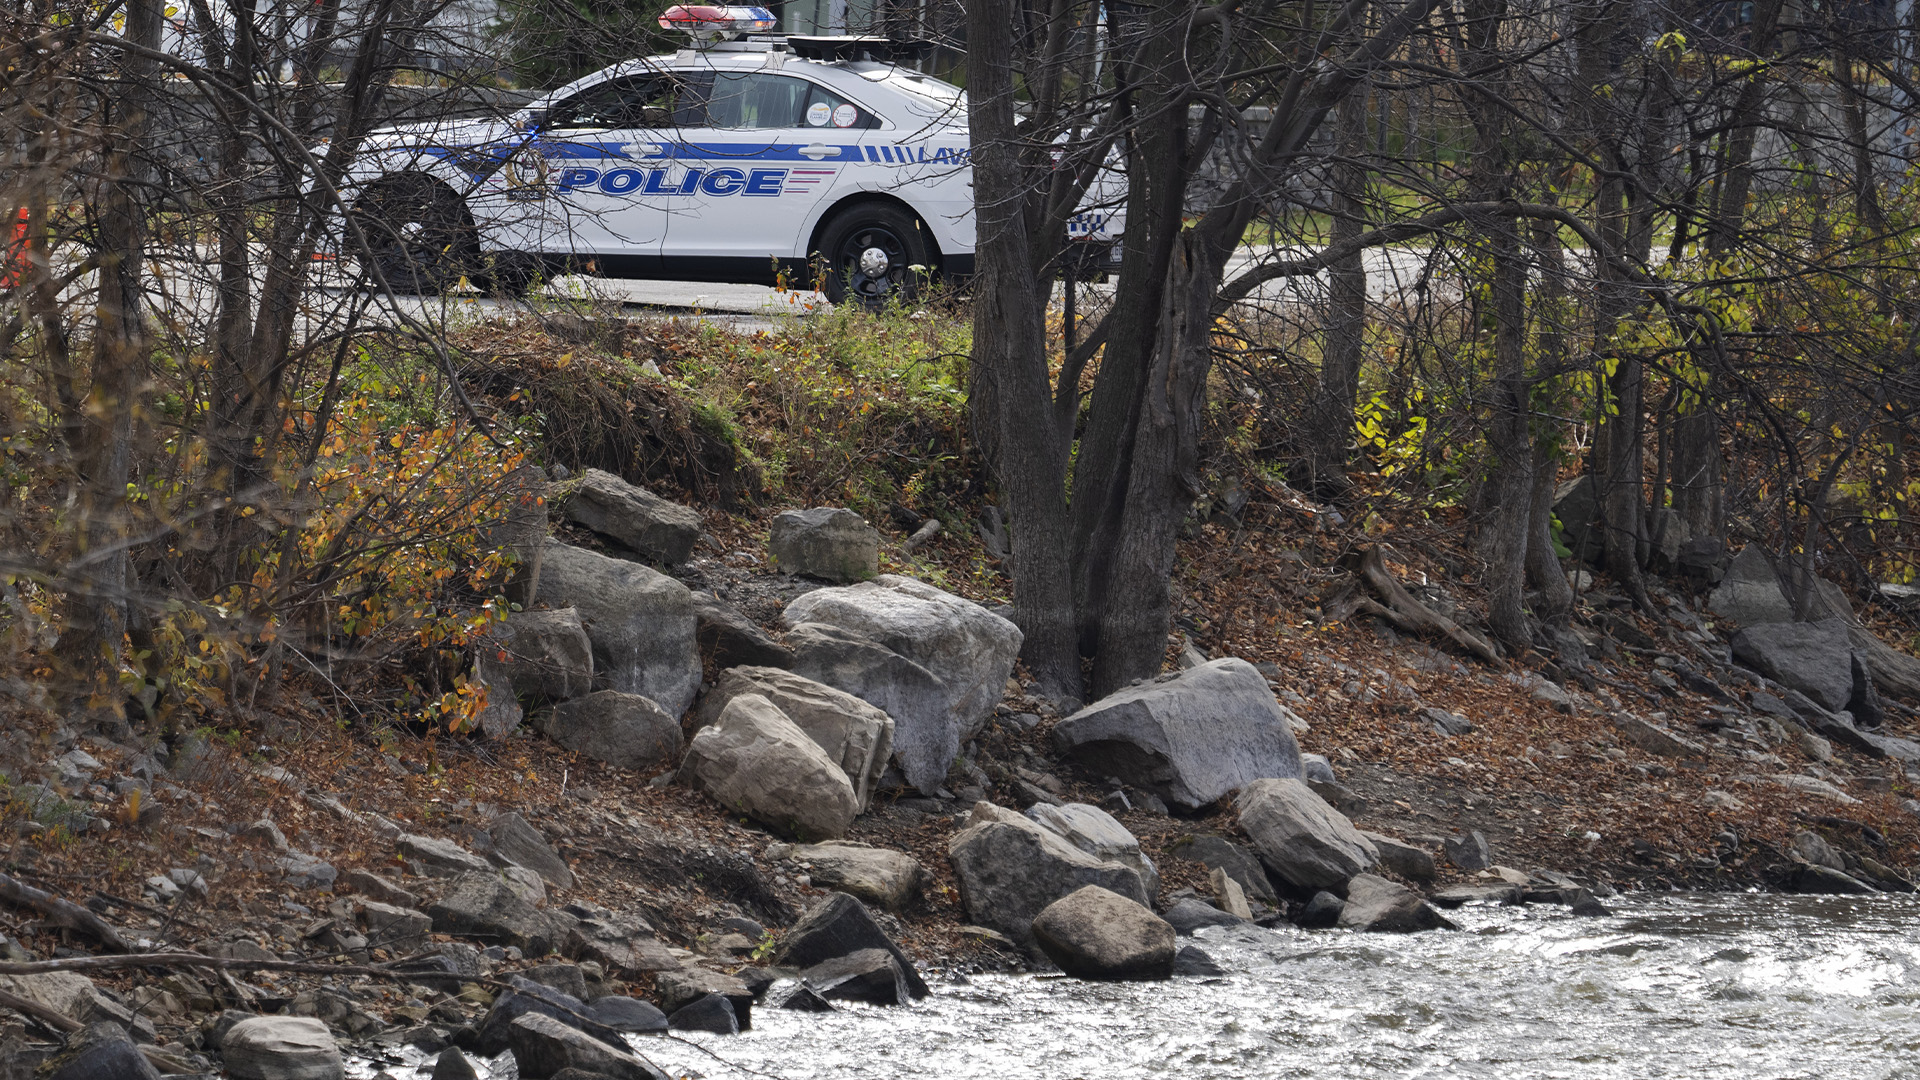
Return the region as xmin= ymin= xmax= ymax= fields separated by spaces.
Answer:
xmin=363 ymin=893 xmax=1920 ymax=1080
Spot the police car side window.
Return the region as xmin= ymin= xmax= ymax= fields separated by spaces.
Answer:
xmin=704 ymin=73 xmax=875 ymax=130
xmin=548 ymin=76 xmax=687 ymax=130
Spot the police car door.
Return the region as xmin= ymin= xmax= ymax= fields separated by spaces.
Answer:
xmin=532 ymin=71 xmax=694 ymax=276
xmin=668 ymin=70 xmax=873 ymax=276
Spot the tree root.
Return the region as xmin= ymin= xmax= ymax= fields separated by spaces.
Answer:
xmin=0 ymin=873 xmax=130 ymax=953
xmin=1356 ymin=545 xmax=1504 ymax=667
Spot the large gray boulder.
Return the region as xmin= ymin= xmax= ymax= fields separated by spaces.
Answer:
xmin=770 ymin=892 xmax=929 ymax=999
xmin=1051 ymin=659 xmax=1304 ymax=811
xmin=472 ymin=608 xmax=595 ymax=737
xmin=537 ymin=540 xmax=699 ymax=716
xmin=1709 ymin=545 xmax=1796 ymax=626
xmin=682 ymin=694 xmax=859 ymax=841
xmin=541 ymin=691 xmax=682 ymax=773
xmin=221 ymin=1017 xmax=344 ymax=1080
xmin=1731 ymin=618 xmax=1856 ymax=713
xmin=693 ymin=666 xmax=893 ymax=811
xmin=1030 ymin=886 xmax=1176 ymax=981
xmin=1235 ymin=778 xmax=1378 ymax=891
xmin=786 ymin=843 xmax=925 ymax=910
xmin=947 ymin=802 xmax=1149 ymax=944
xmin=1025 ymin=802 xmax=1160 ymax=898
xmin=1336 ymin=873 xmax=1455 ymax=932
xmin=426 ymin=873 xmax=564 ymax=956
xmin=770 ymin=507 xmax=880 ymax=582
xmin=473 ymin=976 xmax=626 ymax=1057
xmin=41 ymin=1023 xmax=159 ymax=1080
xmin=784 ymin=575 xmax=1022 ymax=794
xmin=561 ymin=468 xmax=701 ymax=567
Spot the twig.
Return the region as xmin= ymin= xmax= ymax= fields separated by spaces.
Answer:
xmin=1355 ymin=545 xmax=1504 ymax=666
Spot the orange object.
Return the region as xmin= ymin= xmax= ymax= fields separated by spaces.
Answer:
xmin=1 ymin=207 xmax=25 ymax=290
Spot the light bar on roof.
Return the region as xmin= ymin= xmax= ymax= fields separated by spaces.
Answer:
xmin=657 ymin=4 xmax=777 ymax=39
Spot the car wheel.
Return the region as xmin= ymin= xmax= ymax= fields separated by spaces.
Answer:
xmin=350 ymin=175 xmax=477 ymax=296
xmin=817 ymin=204 xmax=933 ymax=310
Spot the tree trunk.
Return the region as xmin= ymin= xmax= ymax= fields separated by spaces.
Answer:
xmin=1308 ymin=90 xmax=1370 ymax=490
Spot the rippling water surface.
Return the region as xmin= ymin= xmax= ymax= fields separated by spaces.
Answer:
xmin=365 ymin=893 xmax=1920 ymax=1080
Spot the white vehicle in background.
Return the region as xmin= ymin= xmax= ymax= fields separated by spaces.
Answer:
xmin=336 ymin=5 xmax=1126 ymax=306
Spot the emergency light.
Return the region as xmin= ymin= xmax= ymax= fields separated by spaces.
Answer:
xmin=657 ymin=5 xmax=777 ymax=40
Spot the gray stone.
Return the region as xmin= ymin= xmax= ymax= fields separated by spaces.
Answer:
xmin=489 ymin=812 xmax=575 ymax=890
xmin=563 ymin=908 xmax=681 ymax=976
xmin=1306 ymin=778 xmax=1366 ymax=815
xmin=1709 ymin=546 xmax=1795 ymax=626
xmin=1170 ymin=835 xmax=1276 ymax=903
xmin=1024 ymin=802 xmax=1161 ymax=898
xmin=1030 ymin=885 xmax=1176 ymax=981
xmin=542 ymin=691 xmax=682 ymax=773
xmin=654 ymin=968 xmax=753 ymax=1023
xmin=785 ymin=843 xmax=925 ymax=910
xmin=1731 ymin=619 xmax=1856 ymax=713
xmin=341 ymin=869 xmax=417 ymax=908
xmin=1791 ymin=864 xmax=1876 ymax=895
xmin=784 ymin=575 xmax=1023 ymax=794
xmin=1552 ymin=476 xmax=1602 ymax=563
xmin=358 ymin=900 xmax=432 ymax=952
xmin=561 ymin=468 xmax=701 ymax=567
xmin=667 ymin=993 xmax=739 ymax=1034
xmin=519 ymin=962 xmax=589 ymax=1002
xmin=1299 ymin=753 xmax=1336 ymax=784
xmin=692 ymin=592 xmax=794 ymax=670
xmin=1443 ymin=831 xmax=1492 ymax=872
xmin=504 ymin=1012 xmax=668 ymax=1080
xmin=473 ymin=608 xmax=596 ymax=737
xmin=1210 ymin=868 xmax=1252 ymax=919
xmin=947 ymin=802 xmax=1151 ymax=944
xmin=586 ymin=996 xmax=668 ymax=1033
xmin=769 ymin=892 xmax=929 ymax=999
xmin=396 ymin=834 xmax=493 ymax=878
xmin=1610 ymin=713 xmax=1709 ymax=759
xmin=474 ymin=977 xmax=624 ymax=1057
xmin=1791 ymin=829 xmax=1847 ymax=872
xmin=538 ymin=540 xmax=700 ymax=716
xmin=1357 ymin=832 xmax=1436 ymax=883
xmin=800 ymin=948 xmax=910 ymax=1005
xmin=1172 ymin=945 xmax=1225 ymax=976
xmin=1052 ymin=658 xmax=1305 ymax=812
xmin=1235 ymin=778 xmax=1378 ymax=891
xmin=426 ymin=873 xmax=563 ymax=956
xmin=693 ymin=666 xmax=893 ymax=811
xmin=1297 ymin=891 xmax=1345 ymax=928
xmin=683 ymin=694 xmax=860 ymax=841
xmin=1160 ymin=897 xmax=1244 ymax=934
xmin=775 ymin=983 xmax=835 ymax=1011
xmin=221 ymin=1017 xmax=344 ymax=1080
xmin=41 ymin=1023 xmax=159 ymax=1080
xmin=770 ymin=507 xmax=881 ymax=582
xmin=1421 ymin=707 xmax=1473 ymax=736
xmin=1428 ymin=882 xmax=1523 ymax=907
xmin=275 ymin=853 xmax=337 ymax=891
xmin=430 ymin=1048 xmax=480 ymax=1080
xmin=1337 ymin=873 xmax=1455 ymax=933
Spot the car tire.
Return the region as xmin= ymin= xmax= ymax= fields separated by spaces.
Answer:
xmin=816 ymin=204 xmax=933 ymax=310
xmin=350 ymin=175 xmax=477 ymax=296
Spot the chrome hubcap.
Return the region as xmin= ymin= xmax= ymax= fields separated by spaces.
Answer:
xmin=858 ymin=247 xmax=890 ymax=276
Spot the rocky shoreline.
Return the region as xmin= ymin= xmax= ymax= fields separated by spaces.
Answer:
xmin=0 ymin=474 xmax=1916 ymax=1078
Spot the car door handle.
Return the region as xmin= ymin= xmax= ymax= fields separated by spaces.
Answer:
xmin=800 ymin=144 xmax=842 ymax=160
xmin=621 ymin=142 xmax=667 ymax=159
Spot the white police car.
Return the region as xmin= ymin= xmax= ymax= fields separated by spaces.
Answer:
xmin=341 ymin=5 xmax=1124 ymax=305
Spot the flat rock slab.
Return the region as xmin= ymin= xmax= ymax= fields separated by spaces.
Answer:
xmin=786 ymin=843 xmax=925 ymax=910
xmin=1610 ymin=713 xmax=1709 ymax=759
xmin=427 ymin=873 xmax=563 ymax=957
xmin=784 ymin=575 xmax=1022 ymax=794
xmin=1031 ymin=885 xmax=1176 ymax=981
xmin=1235 ymin=778 xmax=1377 ymax=891
xmin=564 ymin=909 xmax=681 ymax=976
xmin=489 ymin=811 xmax=575 ymax=890
xmin=1052 ymin=658 xmax=1304 ymax=812
xmin=221 ymin=1016 xmax=344 ymax=1080
xmin=1359 ymin=832 xmax=1436 ymax=882
xmin=562 ymin=468 xmax=701 ymax=567
xmin=771 ymin=891 xmax=930 ymax=999
xmin=1429 ymin=882 xmax=1523 ymax=908
xmin=1731 ymin=618 xmax=1856 ymax=713
xmin=801 ymin=948 xmax=911 ymax=1005
xmin=505 ymin=1012 xmax=669 ymax=1080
